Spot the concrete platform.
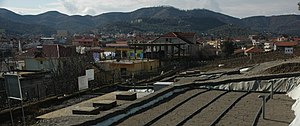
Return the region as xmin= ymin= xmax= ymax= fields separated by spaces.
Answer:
xmin=116 ymin=92 xmax=137 ymax=101
xmin=93 ymin=100 xmax=117 ymax=110
xmin=72 ymin=107 xmax=100 ymax=115
xmin=37 ymin=91 xmax=151 ymax=119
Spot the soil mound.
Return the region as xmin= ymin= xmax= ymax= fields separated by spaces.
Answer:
xmin=264 ymin=63 xmax=300 ymax=74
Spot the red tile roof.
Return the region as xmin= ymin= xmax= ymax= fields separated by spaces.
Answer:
xmin=234 ymin=49 xmax=245 ymax=54
xmin=293 ymin=38 xmax=300 ymax=41
xmin=274 ymin=41 xmax=298 ymax=47
xmin=245 ymin=47 xmax=263 ymax=53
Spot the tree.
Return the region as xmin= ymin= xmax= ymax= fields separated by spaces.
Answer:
xmin=221 ymin=41 xmax=235 ymax=57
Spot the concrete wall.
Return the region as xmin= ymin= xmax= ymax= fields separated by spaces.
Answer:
xmin=101 ymin=60 xmax=159 ymax=73
xmin=0 ymin=74 xmax=53 ymax=101
xmin=25 ymin=58 xmax=59 ymax=71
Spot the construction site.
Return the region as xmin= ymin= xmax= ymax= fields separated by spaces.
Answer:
xmin=28 ymin=53 xmax=300 ymax=126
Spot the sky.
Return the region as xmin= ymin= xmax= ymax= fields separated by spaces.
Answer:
xmin=0 ymin=0 xmax=299 ymax=18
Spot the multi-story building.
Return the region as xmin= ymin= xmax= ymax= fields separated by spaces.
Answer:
xmin=73 ymin=35 xmax=99 ymax=47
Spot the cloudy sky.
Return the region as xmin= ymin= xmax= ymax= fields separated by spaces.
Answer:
xmin=0 ymin=0 xmax=299 ymax=18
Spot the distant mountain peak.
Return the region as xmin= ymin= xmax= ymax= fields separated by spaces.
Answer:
xmin=0 ymin=8 xmax=19 ymax=15
xmin=39 ymin=10 xmax=67 ymax=16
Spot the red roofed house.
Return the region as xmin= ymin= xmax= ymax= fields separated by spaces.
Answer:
xmin=244 ymin=46 xmax=263 ymax=59
xmin=20 ymin=44 xmax=78 ymax=71
xmin=292 ymin=38 xmax=300 ymax=42
xmin=73 ymin=35 xmax=99 ymax=47
xmin=244 ymin=46 xmax=263 ymax=55
xmin=103 ymin=40 xmax=130 ymax=59
xmin=20 ymin=44 xmax=77 ymax=58
xmin=273 ymin=41 xmax=298 ymax=54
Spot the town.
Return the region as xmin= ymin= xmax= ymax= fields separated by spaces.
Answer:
xmin=0 ymin=28 xmax=299 ymax=125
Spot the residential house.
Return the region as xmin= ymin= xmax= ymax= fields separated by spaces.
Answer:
xmin=206 ymin=40 xmax=221 ymax=49
xmin=244 ymin=46 xmax=263 ymax=56
xmin=104 ymin=40 xmax=130 ymax=60
xmin=151 ymin=32 xmax=199 ymax=57
xmin=40 ymin=37 xmax=55 ymax=45
xmin=263 ymin=42 xmax=273 ymax=52
xmin=20 ymin=44 xmax=77 ymax=71
xmin=234 ymin=48 xmax=246 ymax=56
xmin=276 ymin=35 xmax=289 ymax=42
xmin=273 ymin=41 xmax=298 ymax=54
xmin=73 ymin=35 xmax=99 ymax=47
xmin=99 ymin=59 xmax=159 ymax=80
xmin=249 ymin=35 xmax=267 ymax=46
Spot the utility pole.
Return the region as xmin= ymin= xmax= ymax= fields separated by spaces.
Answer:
xmin=269 ymin=80 xmax=275 ymax=99
xmin=258 ymin=95 xmax=266 ymax=119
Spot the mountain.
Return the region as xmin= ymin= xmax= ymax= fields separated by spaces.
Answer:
xmin=0 ymin=8 xmax=55 ymax=34
xmin=93 ymin=7 xmax=240 ymax=33
xmin=0 ymin=6 xmax=299 ymax=35
xmin=242 ymin=15 xmax=300 ymax=34
xmin=207 ymin=24 xmax=257 ymax=37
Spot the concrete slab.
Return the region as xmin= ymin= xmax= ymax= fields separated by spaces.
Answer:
xmin=93 ymin=100 xmax=117 ymax=110
xmin=72 ymin=106 xmax=100 ymax=115
xmin=37 ymin=91 xmax=151 ymax=119
xmin=116 ymin=92 xmax=137 ymax=101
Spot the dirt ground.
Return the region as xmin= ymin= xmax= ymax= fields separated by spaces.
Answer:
xmin=263 ymin=63 xmax=300 ymax=74
xmin=117 ymin=89 xmax=206 ymax=126
xmin=216 ymin=93 xmax=264 ymax=125
xmin=257 ymin=94 xmax=295 ymax=126
xmin=117 ymin=90 xmax=294 ymax=126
